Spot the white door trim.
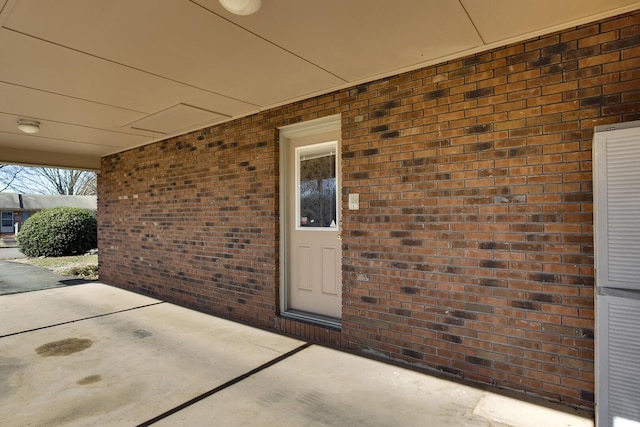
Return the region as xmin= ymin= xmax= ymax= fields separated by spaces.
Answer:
xmin=278 ymin=114 xmax=342 ymax=327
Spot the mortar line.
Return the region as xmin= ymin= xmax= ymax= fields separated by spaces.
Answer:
xmin=0 ymin=301 xmax=165 ymax=338
xmin=137 ymin=342 xmax=314 ymax=427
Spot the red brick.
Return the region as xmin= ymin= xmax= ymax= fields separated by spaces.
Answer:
xmin=578 ymin=31 xmax=619 ymax=48
xmin=578 ymin=52 xmax=620 ymax=68
xmin=601 ymin=14 xmax=640 ymax=32
xmin=99 ymin=11 xmax=640 ymax=413
xmin=542 ymin=81 xmax=578 ymax=95
xmin=561 ymin=24 xmax=599 ymax=42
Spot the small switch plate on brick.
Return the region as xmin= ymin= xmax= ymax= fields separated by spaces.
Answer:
xmin=349 ymin=193 xmax=359 ymax=210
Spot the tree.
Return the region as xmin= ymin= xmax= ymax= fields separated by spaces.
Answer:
xmin=4 ymin=167 xmax=97 ymax=195
xmin=0 ymin=164 xmax=22 ymax=192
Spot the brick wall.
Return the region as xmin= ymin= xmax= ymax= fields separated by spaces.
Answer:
xmin=99 ymin=11 xmax=640 ymax=409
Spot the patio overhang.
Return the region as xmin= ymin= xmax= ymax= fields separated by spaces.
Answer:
xmin=0 ymin=0 xmax=639 ymax=170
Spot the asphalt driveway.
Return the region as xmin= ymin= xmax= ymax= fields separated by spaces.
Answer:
xmin=0 ymin=260 xmax=88 ymax=295
xmin=0 ymin=246 xmax=24 ymax=260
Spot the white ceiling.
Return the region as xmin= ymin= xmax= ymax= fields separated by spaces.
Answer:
xmin=0 ymin=0 xmax=638 ymax=170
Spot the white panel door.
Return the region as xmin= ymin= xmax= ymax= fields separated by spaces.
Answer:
xmin=280 ymin=116 xmax=342 ymax=321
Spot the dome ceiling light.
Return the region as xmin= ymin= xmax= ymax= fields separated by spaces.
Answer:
xmin=17 ymin=119 xmax=40 ymax=134
xmin=219 ymin=0 xmax=262 ymax=16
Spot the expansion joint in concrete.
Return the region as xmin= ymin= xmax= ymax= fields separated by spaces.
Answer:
xmin=137 ymin=342 xmax=314 ymax=427
xmin=0 ymin=301 xmax=165 ymax=339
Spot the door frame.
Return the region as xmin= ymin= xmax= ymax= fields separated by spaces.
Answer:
xmin=278 ymin=114 xmax=342 ymax=328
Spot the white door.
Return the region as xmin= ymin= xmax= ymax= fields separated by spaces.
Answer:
xmin=280 ymin=116 xmax=342 ymax=323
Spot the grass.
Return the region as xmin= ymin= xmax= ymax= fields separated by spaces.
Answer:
xmin=23 ymin=254 xmax=97 ymax=269
xmin=20 ymin=254 xmax=99 ymax=280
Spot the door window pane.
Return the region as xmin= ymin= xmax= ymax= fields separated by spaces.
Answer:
xmin=297 ymin=142 xmax=338 ymax=229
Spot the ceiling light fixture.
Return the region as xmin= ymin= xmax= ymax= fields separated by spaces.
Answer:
xmin=17 ymin=119 xmax=40 ymax=134
xmin=219 ymin=0 xmax=262 ymax=16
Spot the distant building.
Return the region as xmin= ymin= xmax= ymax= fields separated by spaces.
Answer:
xmin=0 ymin=193 xmax=96 ymax=233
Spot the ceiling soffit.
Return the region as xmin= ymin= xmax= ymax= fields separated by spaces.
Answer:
xmin=0 ymin=0 xmax=638 ymax=170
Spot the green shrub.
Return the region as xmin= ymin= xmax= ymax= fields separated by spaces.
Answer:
xmin=17 ymin=207 xmax=97 ymax=257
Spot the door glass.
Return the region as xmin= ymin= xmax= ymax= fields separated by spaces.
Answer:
xmin=296 ymin=141 xmax=338 ymax=230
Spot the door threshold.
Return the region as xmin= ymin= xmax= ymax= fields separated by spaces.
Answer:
xmin=282 ymin=310 xmax=341 ymax=330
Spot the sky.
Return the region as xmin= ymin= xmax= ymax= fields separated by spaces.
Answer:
xmin=0 ymin=165 xmax=96 ymax=195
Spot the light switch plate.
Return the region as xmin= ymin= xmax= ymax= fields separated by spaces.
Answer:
xmin=349 ymin=193 xmax=359 ymax=210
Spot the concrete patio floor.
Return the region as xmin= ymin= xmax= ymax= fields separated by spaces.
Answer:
xmin=0 ymin=283 xmax=594 ymax=426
